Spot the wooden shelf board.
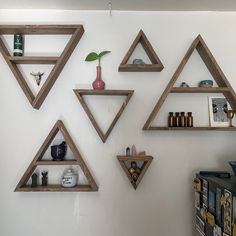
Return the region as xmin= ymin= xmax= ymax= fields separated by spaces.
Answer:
xmin=147 ymin=127 xmax=236 ymax=131
xmin=119 ymin=64 xmax=163 ymax=72
xmin=15 ymin=184 xmax=95 ymax=192
xmin=8 ymin=56 xmax=59 ymax=64
xmin=170 ymin=87 xmax=230 ymax=93
xmin=76 ymin=89 xmax=134 ymax=96
xmin=36 ymin=160 xmax=78 ymax=165
xmin=117 ymin=155 xmax=153 ymax=161
xmin=0 ymin=25 xmax=83 ymax=34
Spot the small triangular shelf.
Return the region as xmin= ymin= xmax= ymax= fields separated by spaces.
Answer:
xmin=15 ymin=120 xmax=98 ymax=192
xmin=0 ymin=25 xmax=84 ymax=109
xmin=73 ymin=89 xmax=134 ymax=142
xmin=117 ymin=155 xmax=153 ymax=190
xmin=118 ymin=30 xmax=164 ymax=72
xmin=143 ymin=34 xmax=236 ymax=131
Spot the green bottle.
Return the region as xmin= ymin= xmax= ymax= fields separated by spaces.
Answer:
xmin=13 ymin=34 xmax=24 ymax=56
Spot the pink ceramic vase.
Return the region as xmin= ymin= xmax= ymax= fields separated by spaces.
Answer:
xmin=92 ymin=66 xmax=105 ymax=90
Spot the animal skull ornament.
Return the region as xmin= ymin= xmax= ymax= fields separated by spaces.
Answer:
xmin=30 ymin=72 xmax=45 ymax=86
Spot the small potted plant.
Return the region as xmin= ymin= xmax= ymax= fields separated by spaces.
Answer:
xmin=85 ymin=50 xmax=111 ymax=90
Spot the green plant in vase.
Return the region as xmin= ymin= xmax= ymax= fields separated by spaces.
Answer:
xmin=85 ymin=51 xmax=111 ymax=90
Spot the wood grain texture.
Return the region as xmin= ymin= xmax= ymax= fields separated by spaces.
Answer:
xmin=0 ymin=25 xmax=84 ymax=109
xmin=119 ymin=30 xmax=164 ymax=72
xmin=143 ymin=34 xmax=236 ymax=130
xmin=74 ymin=89 xmax=134 ymax=143
xmin=117 ymin=155 xmax=153 ymax=190
xmin=15 ymin=120 xmax=98 ymax=192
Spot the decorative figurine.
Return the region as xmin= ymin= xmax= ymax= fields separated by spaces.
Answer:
xmin=51 ymin=141 xmax=67 ymax=161
xmin=131 ymin=145 xmax=137 ymax=156
xmin=30 ymin=72 xmax=45 ymax=86
xmin=41 ymin=170 xmax=48 ymax=186
xmin=31 ymin=173 xmax=38 ymax=187
xmin=61 ymin=168 xmax=78 ymax=188
xmin=138 ymin=151 xmax=146 ymax=156
xmin=132 ymin=59 xmax=145 ymax=65
xmin=126 ymin=147 xmax=130 ymax=156
xmin=180 ymin=82 xmax=189 ymax=88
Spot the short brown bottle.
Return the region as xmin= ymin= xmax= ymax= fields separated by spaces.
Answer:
xmin=175 ymin=112 xmax=180 ymax=127
xmin=168 ymin=112 xmax=174 ymax=127
xmin=180 ymin=112 xmax=186 ymax=127
xmin=187 ymin=112 xmax=193 ymax=127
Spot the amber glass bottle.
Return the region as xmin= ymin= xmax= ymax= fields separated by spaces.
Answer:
xmin=180 ymin=112 xmax=186 ymax=127
xmin=175 ymin=112 xmax=180 ymax=127
xmin=187 ymin=112 xmax=193 ymax=127
xmin=168 ymin=112 xmax=174 ymax=127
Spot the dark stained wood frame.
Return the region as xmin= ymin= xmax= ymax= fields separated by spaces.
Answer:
xmin=117 ymin=155 xmax=153 ymax=190
xmin=118 ymin=30 xmax=164 ymax=72
xmin=0 ymin=25 xmax=84 ymax=109
xmin=15 ymin=120 xmax=98 ymax=192
xmin=74 ymin=89 xmax=134 ymax=143
xmin=143 ymin=34 xmax=236 ymax=130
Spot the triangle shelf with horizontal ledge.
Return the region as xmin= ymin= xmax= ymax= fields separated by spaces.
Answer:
xmin=0 ymin=25 xmax=84 ymax=109
xmin=118 ymin=30 xmax=164 ymax=72
xmin=15 ymin=120 xmax=98 ymax=192
xmin=143 ymin=34 xmax=236 ymax=131
xmin=73 ymin=89 xmax=134 ymax=143
xmin=117 ymin=155 xmax=153 ymax=190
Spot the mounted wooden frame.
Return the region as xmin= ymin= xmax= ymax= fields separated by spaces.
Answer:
xmin=143 ymin=34 xmax=236 ymax=131
xmin=0 ymin=25 xmax=84 ymax=109
xmin=15 ymin=120 xmax=98 ymax=192
xmin=74 ymin=89 xmax=134 ymax=143
xmin=118 ymin=30 xmax=164 ymax=72
xmin=117 ymin=155 xmax=153 ymax=190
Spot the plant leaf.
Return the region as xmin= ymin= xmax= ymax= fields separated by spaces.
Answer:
xmin=98 ymin=51 xmax=111 ymax=58
xmin=85 ymin=52 xmax=99 ymax=61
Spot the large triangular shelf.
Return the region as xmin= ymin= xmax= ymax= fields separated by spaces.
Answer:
xmin=118 ymin=30 xmax=164 ymax=72
xmin=117 ymin=155 xmax=153 ymax=190
xmin=0 ymin=25 xmax=84 ymax=109
xmin=74 ymin=89 xmax=134 ymax=143
xmin=143 ymin=34 xmax=236 ymax=131
xmin=15 ymin=120 xmax=98 ymax=192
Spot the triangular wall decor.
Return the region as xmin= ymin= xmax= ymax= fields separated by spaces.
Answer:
xmin=15 ymin=120 xmax=98 ymax=192
xmin=119 ymin=29 xmax=164 ymax=72
xmin=143 ymin=34 xmax=236 ymax=130
xmin=117 ymin=155 xmax=153 ymax=190
xmin=74 ymin=89 xmax=134 ymax=143
xmin=0 ymin=25 xmax=84 ymax=109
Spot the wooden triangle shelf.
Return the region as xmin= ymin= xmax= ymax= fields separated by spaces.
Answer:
xmin=73 ymin=89 xmax=134 ymax=143
xmin=119 ymin=30 xmax=164 ymax=72
xmin=117 ymin=155 xmax=153 ymax=190
xmin=15 ymin=120 xmax=98 ymax=192
xmin=0 ymin=25 xmax=84 ymax=109
xmin=143 ymin=34 xmax=236 ymax=131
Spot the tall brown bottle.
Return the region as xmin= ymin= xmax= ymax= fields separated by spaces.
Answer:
xmin=180 ymin=112 xmax=186 ymax=127
xmin=168 ymin=112 xmax=174 ymax=127
xmin=175 ymin=112 xmax=180 ymax=127
xmin=187 ymin=112 xmax=193 ymax=127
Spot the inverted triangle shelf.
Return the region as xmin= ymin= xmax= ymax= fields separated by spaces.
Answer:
xmin=15 ymin=120 xmax=98 ymax=192
xmin=143 ymin=34 xmax=236 ymax=131
xmin=117 ymin=155 xmax=153 ymax=190
xmin=119 ymin=30 xmax=164 ymax=72
xmin=0 ymin=25 xmax=84 ymax=109
xmin=74 ymin=89 xmax=134 ymax=143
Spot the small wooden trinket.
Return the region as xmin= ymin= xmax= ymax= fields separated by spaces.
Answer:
xmin=138 ymin=151 xmax=146 ymax=156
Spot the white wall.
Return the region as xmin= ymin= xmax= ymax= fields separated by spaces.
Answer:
xmin=1 ymin=9 xmax=236 ymax=236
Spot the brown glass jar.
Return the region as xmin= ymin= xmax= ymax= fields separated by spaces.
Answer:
xmin=168 ymin=112 xmax=174 ymax=127
xmin=187 ymin=112 xmax=193 ymax=127
xmin=180 ymin=112 xmax=186 ymax=127
xmin=175 ymin=112 xmax=180 ymax=127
